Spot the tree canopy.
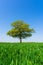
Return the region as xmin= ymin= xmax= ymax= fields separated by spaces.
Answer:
xmin=7 ymin=20 xmax=34 ymax=43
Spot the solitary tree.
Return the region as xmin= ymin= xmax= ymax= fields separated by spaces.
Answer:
xmin=7 ymin=20 xmax=34 ymax=43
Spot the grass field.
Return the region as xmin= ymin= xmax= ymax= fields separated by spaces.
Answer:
xmin=0 ymin=42 xmax=43 ymax=65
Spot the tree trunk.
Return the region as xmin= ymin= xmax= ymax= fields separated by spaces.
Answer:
xmin=20 ymin=37 xmax=22 ymax=43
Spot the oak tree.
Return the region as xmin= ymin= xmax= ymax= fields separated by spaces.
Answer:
xmin=7 ymin=20 xmax=34 ymax=43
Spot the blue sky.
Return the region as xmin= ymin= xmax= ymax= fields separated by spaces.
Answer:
xmin=0 ymin=0 xmax=43 ymax=42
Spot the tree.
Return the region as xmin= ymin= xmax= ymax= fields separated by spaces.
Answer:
xmin=7 ymin=20 xmax=34 ymax=43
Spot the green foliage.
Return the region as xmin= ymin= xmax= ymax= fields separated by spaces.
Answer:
xmin=0 ymin=42 xmax=43 ymax=65
xmin=7 ymin=20 xmax=34 ymax=42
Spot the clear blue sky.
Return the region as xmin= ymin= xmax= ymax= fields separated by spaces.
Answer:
xmin=0 ymin=0 xmax=43 ymax=42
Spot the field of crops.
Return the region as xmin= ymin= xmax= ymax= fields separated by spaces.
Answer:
xmin=0 ymin=42 xmax=43 ymax=65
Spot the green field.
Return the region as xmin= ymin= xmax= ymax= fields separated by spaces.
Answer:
xmin=0 ymin=42 xmax=43 ymax=65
